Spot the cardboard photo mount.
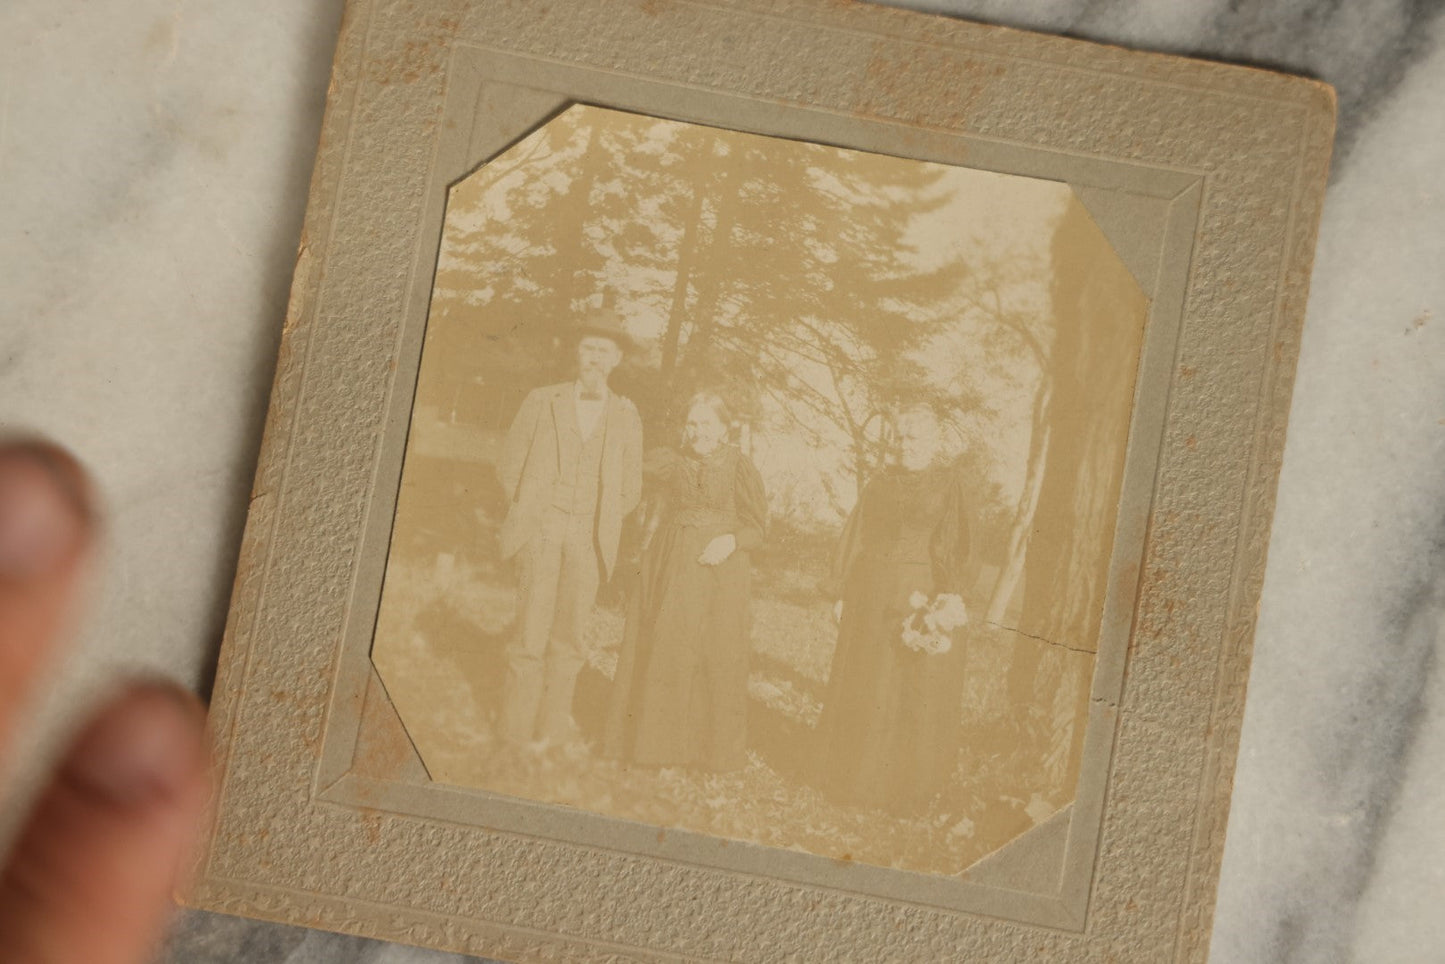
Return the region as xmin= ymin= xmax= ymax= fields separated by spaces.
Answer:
xmin=187 ymin=1 xmax=1335 ymax=960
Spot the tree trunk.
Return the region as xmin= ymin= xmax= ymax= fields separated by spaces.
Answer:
xmin=657 ymin=147 xmax=710 ymax=387
xmin=680 ymin=137 xmax=742 ymax=371
xmin=1002 ymin=198 xmax=1151 ymax=804
xmin=986 ymin=376 xmax=1052 ymax=624
xmin=549 ymin=123 xmax=606 ymax=318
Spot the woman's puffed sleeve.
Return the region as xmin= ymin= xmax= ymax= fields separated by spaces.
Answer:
xmin=733 ymin=454 xmax=768 ymax=551
xmin=637 ymin=448 xmax=682 ymax=553
xmin=930 ymin=464 xmax=975 ymax=598
xmin=823 ymin=485 xmax=868 ymax=600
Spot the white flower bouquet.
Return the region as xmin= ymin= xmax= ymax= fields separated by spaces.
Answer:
xmin=900 ymin=591 xmax=969 ymax=655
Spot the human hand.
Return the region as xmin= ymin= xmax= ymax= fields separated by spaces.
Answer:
xmin=832 ymin=599 xmax=843 ymax=623
xmin=697 ymin=533 xmax=737 ymax=566
xmin=0 ymin=441 xmax=209 ymax=964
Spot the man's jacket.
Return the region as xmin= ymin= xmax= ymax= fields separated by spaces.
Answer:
xmin=495 ymin=383 xmax=643 ymax=578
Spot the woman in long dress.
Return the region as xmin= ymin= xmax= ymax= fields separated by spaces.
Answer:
xmin=604 ymin=393 xmax=767 ymax=770
xmin=815 ymin=404 xmax=973 ymax=815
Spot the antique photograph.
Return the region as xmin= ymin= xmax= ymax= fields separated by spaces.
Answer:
xmin=179 ymin=3 xmax=1336 ymax=955
xmin=369 ymin=103 xmax=1149 ymax=878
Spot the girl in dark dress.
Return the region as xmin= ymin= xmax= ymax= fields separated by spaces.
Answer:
xmin=604 ymin=393 xmax=767 ymax=770
xmin=815 ymin=405 xmax=973 ymax=815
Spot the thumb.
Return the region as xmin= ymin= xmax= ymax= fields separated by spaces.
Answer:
xmin=0 ymin=683 xmax=209 ymax=964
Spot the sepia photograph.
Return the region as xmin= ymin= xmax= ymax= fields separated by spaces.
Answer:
xmin=369 ymin=103 xmax=1150 ymax=878
xmin=174 ymin=5 xmax=1338 ymax=955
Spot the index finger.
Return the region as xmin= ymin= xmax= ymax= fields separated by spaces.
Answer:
xmin=0 ymin=442 xmax=93 ymax=745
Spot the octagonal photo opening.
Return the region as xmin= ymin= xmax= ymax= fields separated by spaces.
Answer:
xmin=368 ymin=104 xmax=1148 ymax=879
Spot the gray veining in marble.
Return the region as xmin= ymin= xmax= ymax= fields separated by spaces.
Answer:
xmin=3 ymin=1 xmax=1443 ymax=962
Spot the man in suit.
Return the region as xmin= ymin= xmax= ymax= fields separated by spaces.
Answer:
xmin=495 ymin=310 xmax=643 ymax=746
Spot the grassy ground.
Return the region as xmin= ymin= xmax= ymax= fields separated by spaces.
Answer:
xmin=372 ymin=538 xmax=1068 ymax=878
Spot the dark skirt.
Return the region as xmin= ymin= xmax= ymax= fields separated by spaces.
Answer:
xmin=814 ymin=554 xmax=968 ymax=815
xmin=604 ymin=520 xmax=751 ymax=770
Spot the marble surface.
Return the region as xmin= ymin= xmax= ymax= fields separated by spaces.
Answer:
xmin=2 ymin=1 xmax=1441 ymax=962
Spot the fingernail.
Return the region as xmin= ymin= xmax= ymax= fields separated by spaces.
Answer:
xmin=62 ymin=683 xmax=207 ymax=809
xmin=0 ymin=442 xmax=91 ymax=580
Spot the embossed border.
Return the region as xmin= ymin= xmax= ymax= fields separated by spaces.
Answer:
xmin=186 ymin=2 xmax=1334 ymax=961
xmin=319 ymin=49 xmax=1203 ymax=928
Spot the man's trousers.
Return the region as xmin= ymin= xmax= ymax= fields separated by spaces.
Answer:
xmin=499 ymin=506 xmax=601 ymax=744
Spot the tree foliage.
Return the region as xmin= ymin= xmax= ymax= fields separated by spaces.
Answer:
xmin=429 ymin=107 xmax=978 ymax=490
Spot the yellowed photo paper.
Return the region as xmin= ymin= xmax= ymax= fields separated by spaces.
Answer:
xmin=186 ymin=1 xmax=1335 ymax=961
xmin=372 ymin=103 xmax=1146 ymax=880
